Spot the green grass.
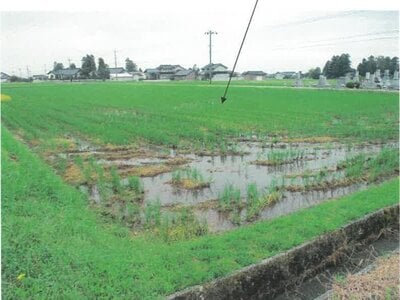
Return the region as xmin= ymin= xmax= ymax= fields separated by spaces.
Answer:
xmin=2 ymin=127 xmax=398 ymax=299
xmin=1 ymin=81 xmax=398 ymax=150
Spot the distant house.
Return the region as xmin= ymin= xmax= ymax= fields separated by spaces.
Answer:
xmin=242 ymin=71 xmax=266 ymax=81
xmin=1 ymin=72 xmax=11 ymax=82
xmin=106 ymin=67 xmax=129 ymax=80
xmin=174 ymin=69 xmax=197 ymax=81
xmin=201 ymin=63 xmax=230 ymax=81
xmin=144 ymin=65 xmax=186 ymax=80
xmin=144 ymin=68 xmax=160 ymax=80
xmin=130 ymin=71 xmax=146 ymax=81
xmin=48 ymin=68 xmax=81 ymax=80
xmin=158 ymin=65 xmax=185 ymax=80
xmin=32 ymin=74 xmax=48 ymax=81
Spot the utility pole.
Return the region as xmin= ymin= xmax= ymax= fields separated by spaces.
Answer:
xmin=114 ymin=49 xmax=118 ymax=68
xmin=205 ymin=30 xmax=217 ymax=84
xmin=114 ymin=49 xmax=118 ymax=80
xmin=68 ymin=58 xmax=71 ymax=68
xmin=26 ymin=66 xmax=30 ymax=79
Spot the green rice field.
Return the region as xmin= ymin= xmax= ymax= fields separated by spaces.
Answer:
xmin=1 ymin=81 xmax=398 ymax=147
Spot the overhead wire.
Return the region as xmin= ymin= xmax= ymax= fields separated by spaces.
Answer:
xmin=221 ymin=0 xmax=259 ymax=104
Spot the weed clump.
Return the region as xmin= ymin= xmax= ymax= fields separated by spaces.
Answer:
xmin=127 ymin=176 xmax=144 ymax=194
xmin=160 ymin=208 xmax=208 ymax=242
xmin=170 ymin=168 xmax=211 ymax=190
xmin=253 ymin=149 xmax=306 ymax=166
xmin=246 ymin=183 xmax=282 ymax=221
xmin=218 ymin=185 xmax=242 ymax=212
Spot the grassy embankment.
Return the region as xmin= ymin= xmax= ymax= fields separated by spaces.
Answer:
xmin=2 ymin=127 xmax=398 ymax=299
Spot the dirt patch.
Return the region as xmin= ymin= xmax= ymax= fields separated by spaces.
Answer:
xmin=284 ymin=177 xmax=363 ymax=192
xmin=284 ymin=168 xmax=336 ymax=179
xmin=165 ymin=157 xmax=192 ymax=166
xmin=252 ymin=156 xmax=312 ymax=166
xmin=332 ymin=252 xmax=399 ymax=299
xmin=169 ymin=179 xmax=210 ymax=190
xmin=63 ymin=163 xmax=85 ymax=184
xmin=119 ymin=164 xmax=173 ymax=177
xmin=281 ymin=136 xmax=337 ymax=143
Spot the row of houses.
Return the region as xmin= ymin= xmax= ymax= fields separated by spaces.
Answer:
xmin=143 ymin=63 xmax=234 ymax=81
xmin=46 ymin=67 xmax=146 ymax=81
xmin=2 ymin=65 xmax=299 ymax=82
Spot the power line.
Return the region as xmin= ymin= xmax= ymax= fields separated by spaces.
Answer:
xmin=268 ymin=11 xmax=364 ymax=29
xmin=272 ymin=29 xmax=399 ymax=50
xmin=271 ymin=35 xmax=398 ymax=51
xmin=271 ymin=30 xmax=399 ymax=50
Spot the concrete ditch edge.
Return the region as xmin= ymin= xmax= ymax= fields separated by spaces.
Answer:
xmin=167 ymin=204 xmax=399 ymax=300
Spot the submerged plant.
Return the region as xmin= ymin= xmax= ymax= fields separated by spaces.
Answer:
xmin=218 ymin=184 xmax=242 ymax=211
xmin=254 ymin=149 xmax=305 ymax=166
xmin=128 ymin=176 xmax=144 ymax=195
xmin=110 ymin=166 xmax=123 ymax=194
xmin=170 ymin=167 xmax=210 ymax=189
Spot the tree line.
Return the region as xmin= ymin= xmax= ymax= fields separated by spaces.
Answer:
xmin=52 ymin=55 xmax=139 ymax=80
xmin=306 ymin=54 xmax=399 ymax=79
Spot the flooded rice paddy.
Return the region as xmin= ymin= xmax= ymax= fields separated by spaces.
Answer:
xmin=59 ymin=141 xmax=397 ymax=232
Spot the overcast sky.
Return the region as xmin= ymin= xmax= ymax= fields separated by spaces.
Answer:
xmin=1 ymin=1 xmax=399 ymax=75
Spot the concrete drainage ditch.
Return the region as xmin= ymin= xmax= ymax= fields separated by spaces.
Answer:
xmin=167 ymin=204 xmax=399 ymax=300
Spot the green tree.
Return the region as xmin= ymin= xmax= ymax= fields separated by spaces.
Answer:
xmin=366 ymin=55 xmax=377 ymax=74
xmin=376 ymin=56 xmax=391 ymax=72
xmin=69 ymin=63 xmax=77 ymax=69
xmin=97 ymin=58 xmax=110 ymax=80
xmin=389 ymin=57 xmax=399 ymax=75
xmin=53 ymin=62 xmax=64 ymax=71
xmin=357 ymin=56 xmax=398 ymax=76
xmin=307 ymin=67 xmax=321 ymax=79
xmin=81 ymin=54 xmax=96 ymax=78
xmin=323 ymin=54 xmax=352 ymax=78
xmin=357 ymin=58 xmax=368 ymax=76
xmin=125 ymin=58 xmax=137 ymax=72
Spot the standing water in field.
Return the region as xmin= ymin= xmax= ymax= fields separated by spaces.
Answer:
xmin=139 ymin=142 xmax=388 ymax=205
xmin=80 ymin=140 xmax=397 ymax=232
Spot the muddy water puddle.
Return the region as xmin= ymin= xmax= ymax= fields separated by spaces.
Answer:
xmin=78 ymin=141 xmax=396 ymax=232
xmin=194 ymin=182 xmax=367 ymax=232
xmin=138 ymin=142 xmax=387 ymax=205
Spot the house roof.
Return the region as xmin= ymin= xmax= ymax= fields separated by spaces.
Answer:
xmin=107 ymin=67 xmax=125 ymax=74
xmin=129 ymin=71 xmax=145 ymax=75
xmin=144 ymin=69 xmax=160 ymax=73
xmin=157 ymin=64 xmax=184 ymax=71
xmin=201 ymin=63 xmax=228 ymax=70
xmin=50 ymin=68 xmax=81 ymax=76
xmin=174 ymin=69 xmax=194 ymax=76
xmin=276 ymin=71 xmax=296 ymax=75
xmin=242 ymin=71 xmax=266 ymax=76
xmin=1 ymin=72 xmax=11 ymax=79
xmin=32 ymin=74 xmax=48 ymax=78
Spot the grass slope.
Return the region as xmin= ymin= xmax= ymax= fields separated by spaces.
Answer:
xmin=1 ymin=82 xmax=398 ymax=147
xmin=2 ymin=128 xmax=399 ymax=299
